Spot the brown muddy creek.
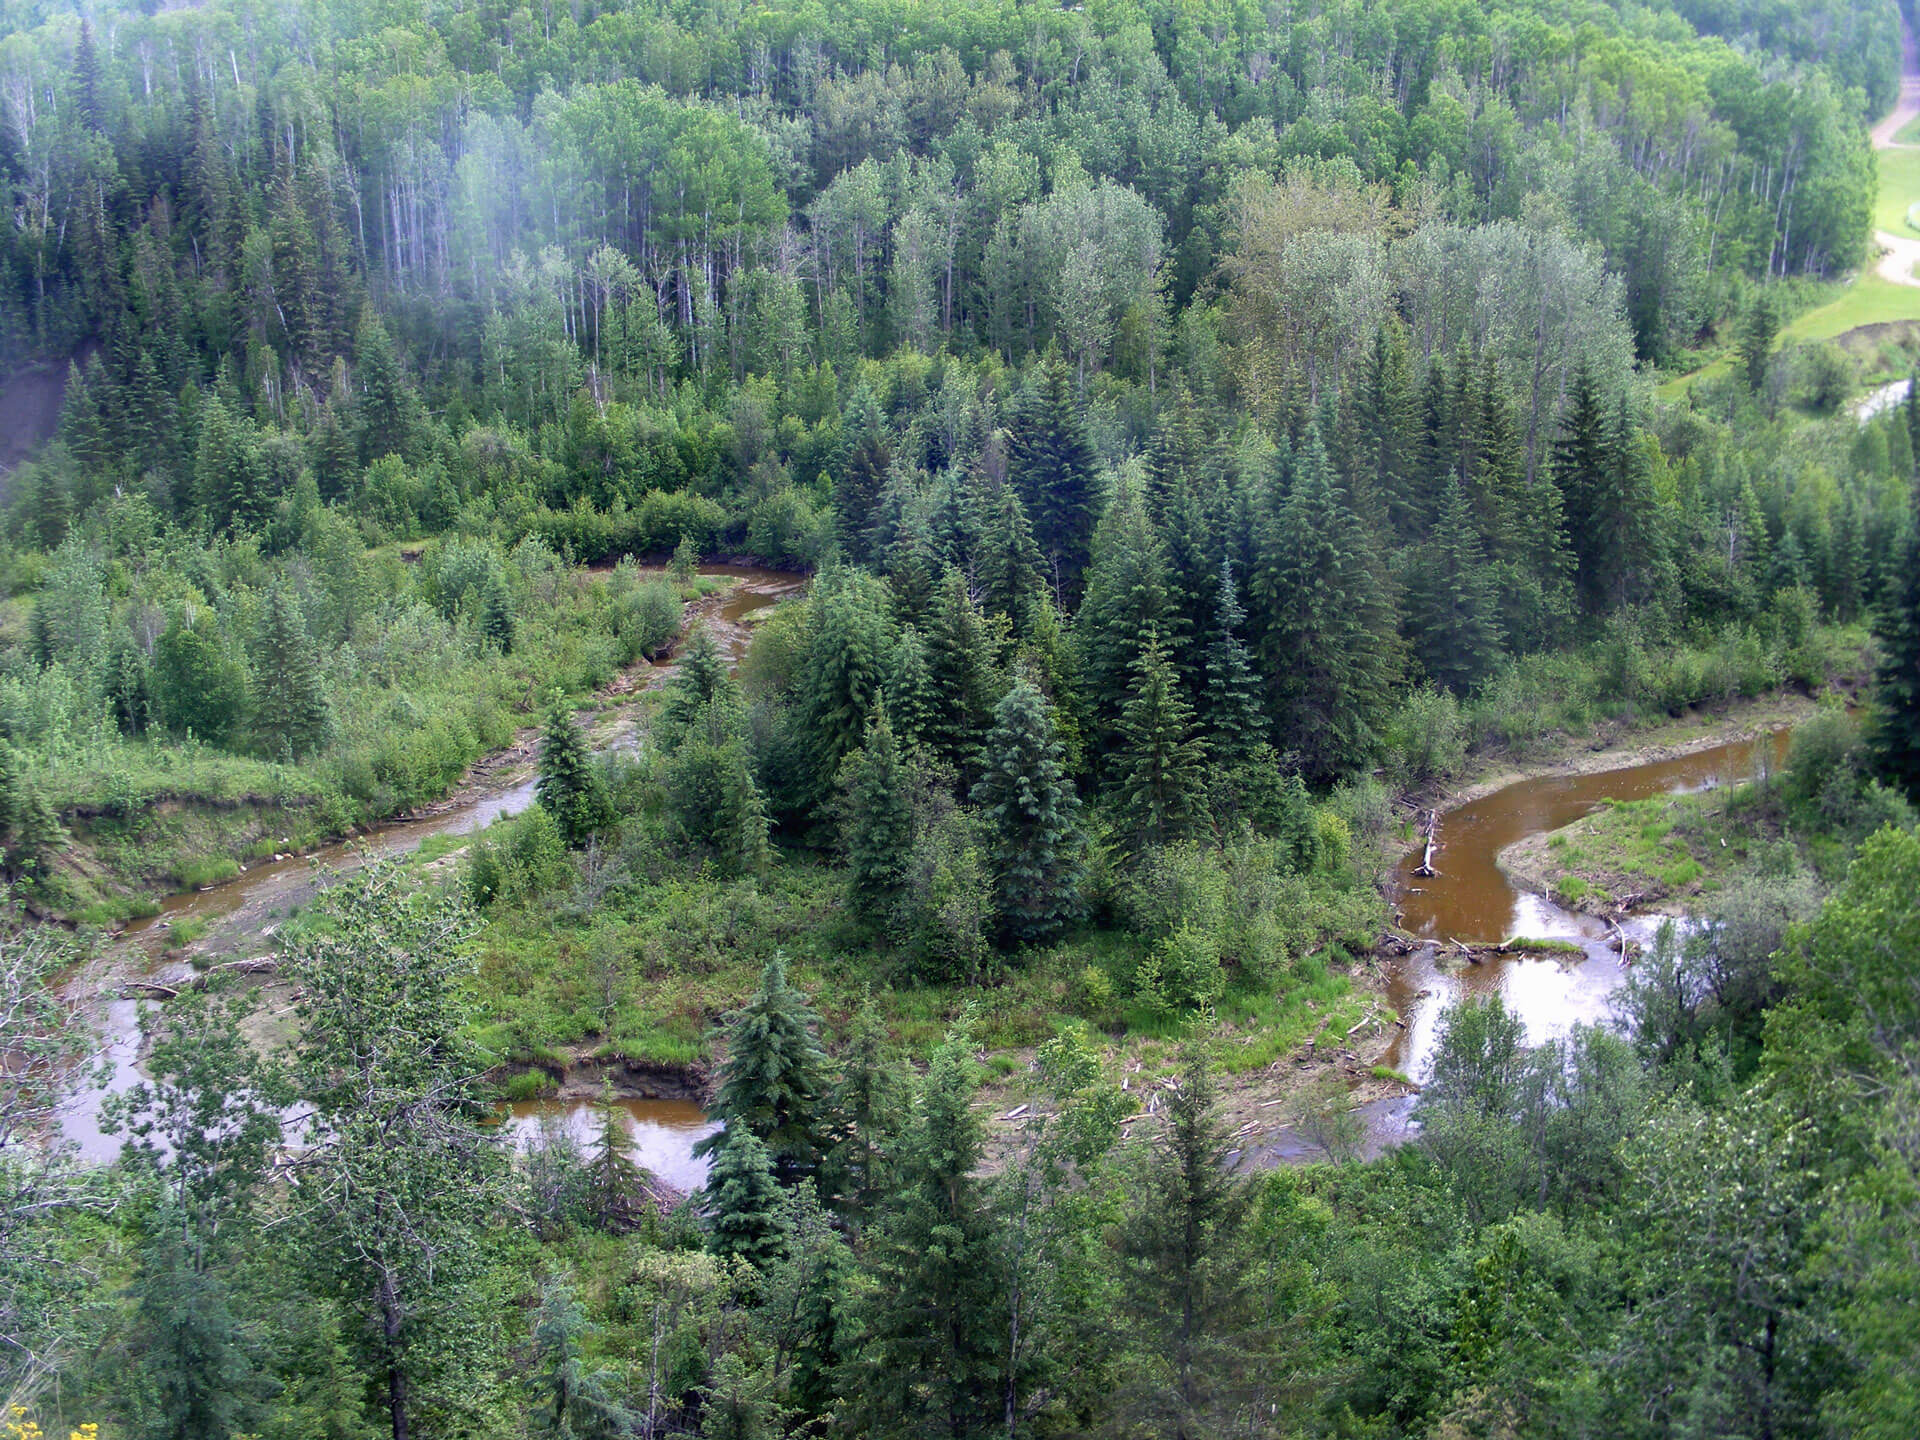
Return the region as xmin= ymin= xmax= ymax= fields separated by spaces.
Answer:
xmin=57 ymin=566 xmax=805 ymax=1182
xmin=1380 ymin=725 xmax=1792 ymax=1085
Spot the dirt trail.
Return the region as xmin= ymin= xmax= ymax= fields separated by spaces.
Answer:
xmin=1871 ymin=20 xmax=1920 ymax=286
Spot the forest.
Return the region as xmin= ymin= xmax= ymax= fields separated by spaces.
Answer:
xmin=3 ymin=0 xmax=1920 ymax=1433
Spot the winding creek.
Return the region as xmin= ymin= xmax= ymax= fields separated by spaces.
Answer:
xmin=58 ymin=583 xmax=1795 ymax=1178
xmin=57 ymin=565 xmax=807 ymax=1178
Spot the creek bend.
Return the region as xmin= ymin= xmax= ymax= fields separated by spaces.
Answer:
xmin=58 ymin=565 xmax=807 ymax=1182
xmin=63 ymin=603 xmax=1791 ymax=1178
xmin=1381 ymin=724 xmax=1794 ymax=1085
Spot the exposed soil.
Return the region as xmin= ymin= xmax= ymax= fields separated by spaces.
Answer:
xmin=0 ymin=361 xmax=68 ymax=475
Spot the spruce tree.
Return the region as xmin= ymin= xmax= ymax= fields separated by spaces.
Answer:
xmin=1010 ymin=348 xmax=1099 ymax=600
xmin=975 ymin=479 xmax=1045 ymax=636
xmin=536 ymin=700 xmax=612 ymax=848
xmin=885 ymin=625 xmax=939 ymax=754
xmin=657 ymin=623 xmax=739 ymax=752
xmin=1353 ymin=320 xmax=1423 ymax=541
xmin=1113 ymin=1044 xmax=1259 ymax=1439
xmin=842 ymin=705 xmax=914 ymax=918
xmin=1113 ymin=639 xmax=1209 ymax=852
xmin=479 ymin=569 xmax=515 ymax=653
xmin=1552 ymin=364 xmax=1612 ymax=616
xmin=923 ymin=566 xmax=998 ymax=770
xmin=797 ymin=568 xmax=894 ymax=806
xmin=1075 ymin=467 xmax=1177 ymax=746
xmin=1406 ymin=473 xmax=1505 ymax=693
xmin=587 ymin=1082 xmax=651 ymax=1233
xmin=847 ymin=1035 xmax=1007 ymax=1438
xmin=1870 ymin=509 xmax=1920 ymax=801
xmin=694 ymin=956 xmax=834 ymax=1185
xmin=970 ymin=679 xmax=1085 ymax=946
xmin=1250 ymin=424 xmax=1402 ymax=781
xmin=1740 ymin=293 xmax=1779 ymax=394
xmin=701 ymin=1130 xmax=791 ymax=1268
xmin=822 ymin=996 xmax=903 ymax=1223
xmin=835 ymin=384 xmax=892 ymax=565
xmin=1200 ymin=558 xmax=1264 ymax=768
xmin=251 ymin=588 xmax=332 ymax=760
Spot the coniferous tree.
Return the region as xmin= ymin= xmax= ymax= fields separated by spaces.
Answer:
xmin=1112 ymin=1044 xmax=1259 ymax=1440
xmin=1740 ymin=293 xmax=1779 ymax=394
xmin=823 ymin=996 xmax=904 ymax=1223
xmin=1075 ymin=468 xmax=1177 ymax=746
xmin=694 ymin=956 xmax=834 ymax=1185
xmin=885 ymin=625 xmax=939 ymax=753
xmin=1406 ymin=473 xmax=1505 ymax=693
xmin=1250 ymin=425 xmax=1401 ymax=781
xmin=798 ymin=569 xmax=894 ymax=805
xmin=664 ymin=700 xmax=771 ymax=875
xmin=1010 ymin=348 xmax=1099 ymax=600
xmin=1113 ymin=640 xmax=1209 ymax=852
xmin=970 ymin=680 xmax=1084 ymax=946
xmin=587 ymin=1081 xmax=651 ymax=1233
xmin=1870 ymin=508 xmax=1920 ymax=801
xmin=1553 ymin=364 xmax=1614 ymax=616
xmin=251 ymin=588 xmax=332 ymax=760
xmin=529 ymin=1278 xmax=633 ymax=1439
xmin=479 ymin=569 xmax=516 ymax=653
xmin=657 ymin=623 xmax=739 ymax=751
xmin=848 ymin=1035 xmax=1008 ymax=1439
xmin=1200 ymin=558 xmax=1263 ymax=768
xmin=1353 ymin=320 xmax=1423 ymax=541
xmin=923 ymin=567 xmax=998 ymax=770
xmin=702 ymin=1130 xmax=791 ymax=1268
xmin=536 ymin=701 xmax=612 ymax=847
xmin=836 ymin=384 xmax=892 ymax=564
xmin=842 ymin=705 xmax=914 ymax=918
xmin=976 ymin=479 xmax=1045 ymax=636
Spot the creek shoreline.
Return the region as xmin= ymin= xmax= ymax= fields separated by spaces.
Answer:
xmin=1391 ymin=691 xmax=1818 ymax=860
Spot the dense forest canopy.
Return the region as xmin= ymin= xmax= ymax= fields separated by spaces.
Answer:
xmin=5 ymin=0 xmax=1920 ymax=1436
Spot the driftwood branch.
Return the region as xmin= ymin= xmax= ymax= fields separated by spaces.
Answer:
xmin=1413 ymin=810 xmax=1439 ymax=877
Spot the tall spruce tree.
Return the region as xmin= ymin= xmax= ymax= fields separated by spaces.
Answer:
xmin=1870 ymin=506 xmax=1920 ymax=800
xmin=842 ymin=705 xmax=914 ymax=918
xmin=1552 ymin=364 xmax=1614 ymax=616
xmin=975 ymin=479 xmax=1045 ymax=636
xmin=970 ymin=680 xmax=1084 ymax=946
xmin=1112 ymin=1044 xmax=1259 ymax=1440
xmin=251 ymin=588 xmax=331 ymax=760
xmin=1075 ymin=467 xmax=1178 ymax=747
xmin=1406 ymin=473 xmax=1505 ymax=693
xmin=847 ymin=1035 xmax=1008 ymax=1439
xmin=1200 ymin=558 xmax=1264 ymax=768
xmin=1250 ymin=424 xmax=1401 ymax=781
xmin=1353 ymin=320 xmax=1423 ymax=541
xmin=1010 ymin=349 xmax=1099 ymax=600
xmin=537 ymin=700 xmax=612 ymax=847
xmin=657 ymin=622 xmax=739 ymax=751
xmin=885 ymin=625 xmax=939 ymax=753
xmin=798 ymin=568 xmax=895 ymax=806
xmin=694 ymin=957 xmax=834 ymax=1185
xmin=1113 ymin=640 xmax=1209 ymax=852
xmin=923 ymin=566 xmax=999 ymax=769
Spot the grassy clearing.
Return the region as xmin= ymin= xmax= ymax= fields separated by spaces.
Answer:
xmin=1875 ymin=147 xmax=1920 ymax=234
xmin=1784 ymin=275 xmax=1920 ymax=341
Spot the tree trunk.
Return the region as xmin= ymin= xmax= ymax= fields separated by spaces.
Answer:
xmin=381 ymin=1271 xmax=409 ymax=1440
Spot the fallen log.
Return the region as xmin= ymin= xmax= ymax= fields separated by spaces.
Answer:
xmin=1412 ymin=810 xmax=1440 ymax=877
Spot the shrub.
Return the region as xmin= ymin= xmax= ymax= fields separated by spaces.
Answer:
xmin=1387 ymin=685 xmax=1468 ymax=784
